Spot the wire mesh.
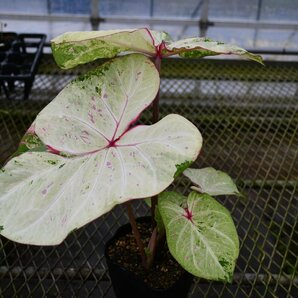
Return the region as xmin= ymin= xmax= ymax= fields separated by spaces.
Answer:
xmin=0 ymin=52 xmax=297 ymax=297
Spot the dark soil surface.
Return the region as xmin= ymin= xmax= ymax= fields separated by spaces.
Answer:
xmin=107 ymin=221 xmax=185 ymax=289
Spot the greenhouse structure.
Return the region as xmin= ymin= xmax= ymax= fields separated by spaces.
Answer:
xmin=0 ymin=1 xmax=297 ymax=297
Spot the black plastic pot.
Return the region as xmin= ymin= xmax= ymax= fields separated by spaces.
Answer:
xmin=104 ymin=217 xmax=193 ymax=298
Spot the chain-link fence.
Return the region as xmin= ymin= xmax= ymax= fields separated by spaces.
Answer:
xmin=0 ymin=52 xmax=297 ymax=297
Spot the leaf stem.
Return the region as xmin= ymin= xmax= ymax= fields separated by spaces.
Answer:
xmin=152 ymin=55 xmax=161 ymax=124
xmin=125 ymin=201 xmax=148 ymax=269
xmin=146 ymin=55 xmax=163 ymax=267
xmin=151 ymin=55 xmax=161 ymax=225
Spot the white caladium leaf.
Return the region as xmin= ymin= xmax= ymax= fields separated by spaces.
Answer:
xmin=35 ymin=54 xmax=160 ymax=155
xmin=159 ymin=191 xmax=239 ymax=282
xmin=52 ymin=29 xmax=262 ymax=70
xmin=0 ymin=54 xmax=202 ymax=245
xmin=164 ymin=37 xmax=263 ymax=64
xmin=51 ymin=28 xmax=170 ymax=69
xmin=183 ymin=167 xmax=240 ymax=196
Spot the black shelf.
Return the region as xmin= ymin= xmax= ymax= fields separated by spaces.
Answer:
xmin=0 ymin=32 xmax=46 ymax=100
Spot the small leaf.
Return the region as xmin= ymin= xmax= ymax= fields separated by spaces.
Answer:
xmin=165 ymin=37 xmax=264 ymax=64
xmin=159 ymin=191 xmax=239 ymax=282
xmin=174 ymin=160 xmax=193 ymax=178
xmin=184 ymin=167 xmax=240 ymax=196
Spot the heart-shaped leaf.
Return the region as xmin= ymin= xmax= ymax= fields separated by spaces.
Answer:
xmin=164 ymin=37 xmax=263 ymax=64
xmin=159 ymin=191 xmax=239 ymax=282
xmin=51 ymin=28 xmax=169 ymax=69
xmin=0 ymin=54 xmax=202 ymax=245
xmin=184 ymin=167 xmax=240 ymax=196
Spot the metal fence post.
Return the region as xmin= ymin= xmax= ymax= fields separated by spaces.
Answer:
xmin=199 ymin=0 xmax=210 ymax=37
xmin=90 ymin=0 xmax=100 ymax=30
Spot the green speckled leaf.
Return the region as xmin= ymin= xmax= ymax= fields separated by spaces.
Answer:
xmin=159 ymin=191 xmax=239 ymax=282
xmin=174 ymin=160 xmax=193 ymax=178
xmin=184 ymin=167 xmax=240 ymax=196
xmin=51 ymin=28 xmax=168 ymax=69
xmin=0 ymin=54 xmax=202 ymax=245
xmin=52 ymin=28 xmax=262 ymax=69
xmin=12 ymin=122 xmax=47 ymax=157
xmin=165 ymin=37 xmax=263 ymax=64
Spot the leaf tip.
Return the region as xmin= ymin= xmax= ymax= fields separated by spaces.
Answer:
xmin=243 ymin=52 xmax=264 ymax=66
xmin=218 ymin=255 xmax=238 ymax=284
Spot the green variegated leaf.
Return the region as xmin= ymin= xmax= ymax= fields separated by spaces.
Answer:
xmin=0 ymin=54 xmax=202 ymax=245
xmin=52 ymin=28 xmax=262 ymax=70
xmin=8 ymin=122 xmax=47 ymax=160
xmin=174 ymin=160 xmax=193 ymax=178
xmin=184 ymin=167 xmax=240 ymax=196
xmin=51 ymin=28 xmax=169 ymax=69
xmin=159 ymin=191 xmax=239 ymax=282
xmin=164 ymin=37 xmax=263 ymax=64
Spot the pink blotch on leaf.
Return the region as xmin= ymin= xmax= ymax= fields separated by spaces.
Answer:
xmin=42 ymin=182 xmax=53 ymax=195
xmin=27 ymin=123 xmax=36 ymax=134
xmin=88 ymin=111 xmax=95 ymax=124
xmin=61 ymin=215 xmax=68 ymax=225
xmin=129 ymin=151 xmax=136 ymax=158
xmin=80 ymin=134 xmax=90 ymax=144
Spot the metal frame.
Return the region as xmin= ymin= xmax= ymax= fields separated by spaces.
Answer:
xmin=1 ymin=0 xmax=298 ymax=48
xmin=1 ymin=13 xmax=298 ymax=30
xmin=0 ymin=54 xmax=297 ymax=297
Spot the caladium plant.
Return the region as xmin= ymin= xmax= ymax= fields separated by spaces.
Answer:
xmin=0 ymin=28 xmax=262 ymax=283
